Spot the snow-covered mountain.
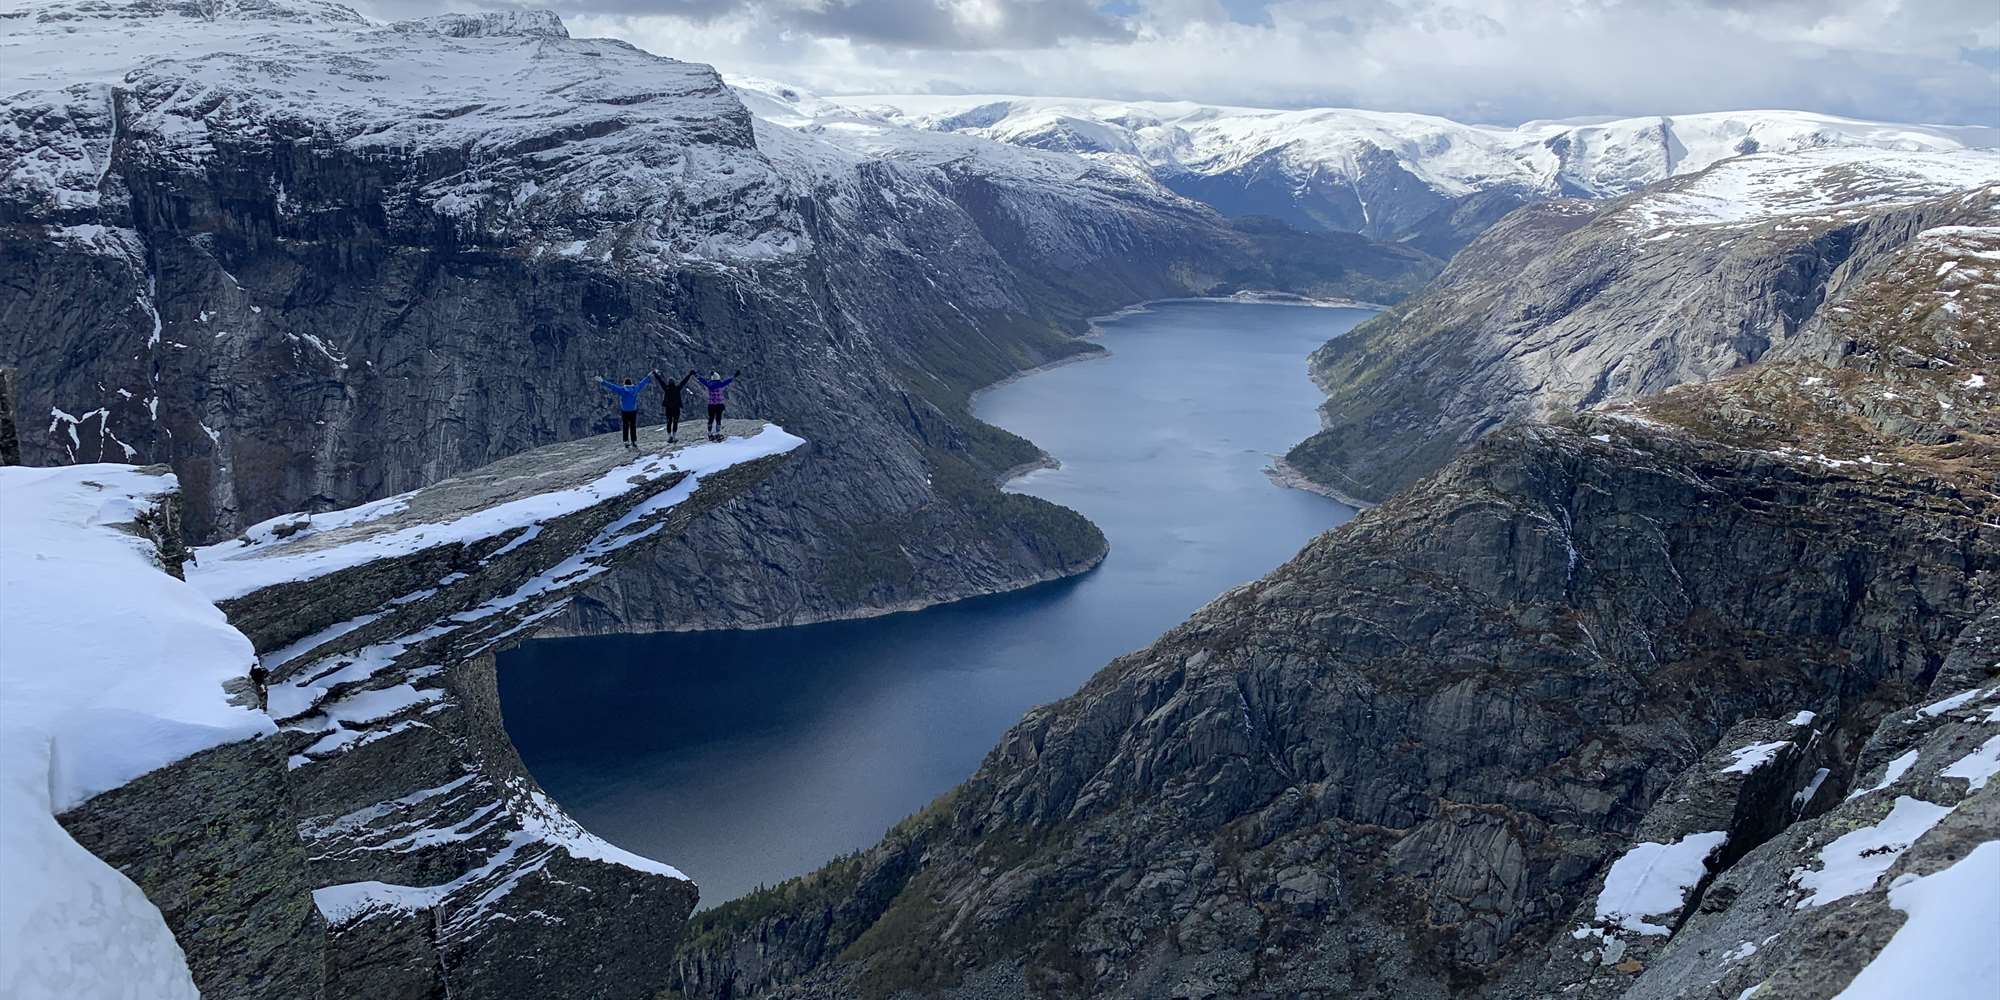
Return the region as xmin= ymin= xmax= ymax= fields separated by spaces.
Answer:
xmin=1 ymin=0 xmax=797 ymax=262
xmin=839 ymin=93 xmax=1996 ymax=248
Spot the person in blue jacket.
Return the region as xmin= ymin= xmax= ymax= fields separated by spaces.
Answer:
xmin=598 ymin=373 xmax=653 ymax=448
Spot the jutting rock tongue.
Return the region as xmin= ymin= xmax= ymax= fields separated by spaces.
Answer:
xmin=53 ymin=423 xmax=802 ymax=1000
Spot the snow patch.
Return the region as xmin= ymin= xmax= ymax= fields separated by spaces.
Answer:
xmin=0 ymin=464 xmax=274 ymax=999
xmin=1919 ymin=688 xmax=1993 ymax=718
xmin=1792 ymin=796 xmax=1952 ymax=907
xmin=1594 ymin=830 xmax=1728 ymax=935
xmin=1939 ymin=735 xmax=2000 ymax=792
xmin=1721 ymin=740 xmax=1793 ymax=775
xmin=1832 ymin=842 xmax=2000 ymax=999
xmin=1793 ymin=767 xmax=1830 ymax=812
xmin=1847 ymin=749 xmax=1920 ymax=802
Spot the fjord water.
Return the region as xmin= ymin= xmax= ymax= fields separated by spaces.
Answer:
xmin=499 ymin=300 xmax=1366 ymax=906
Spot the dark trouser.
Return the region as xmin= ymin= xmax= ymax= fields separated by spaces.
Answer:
xmin=664 ymin=407 xmax=681 ymax=435
xmin=620 ymin=410 xmax=637 ymax=444
xmin=707 ymin=403 xmax=724 ymax=434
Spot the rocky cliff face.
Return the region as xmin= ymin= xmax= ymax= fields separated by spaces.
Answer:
xmin=663 ymin=223 xmax=1997 ymax=998
xmin=0 ymin=0 xmax=1437 ymax=638
xmin=1286 ymin=150 xmax=2000 ymax=504
xmin=57 ymin=422 xmax=799 ymax=999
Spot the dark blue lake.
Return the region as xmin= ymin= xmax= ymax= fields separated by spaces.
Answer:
xmin=499 ymin=300 xmax=1366 ymax=906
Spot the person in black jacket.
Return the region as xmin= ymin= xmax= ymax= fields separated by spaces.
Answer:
xmin=651 ymin=368 xmax=696 ymax=443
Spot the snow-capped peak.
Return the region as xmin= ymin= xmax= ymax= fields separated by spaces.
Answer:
xmin=413 ymin=9 xmax=568 ymax=38
xmin=835 ymin=93 xmax=1995 ymax=221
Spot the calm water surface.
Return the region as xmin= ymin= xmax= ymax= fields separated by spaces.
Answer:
xmin=499 ymin=300 xmax=1366 ymax=906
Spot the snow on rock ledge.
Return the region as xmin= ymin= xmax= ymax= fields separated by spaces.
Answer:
xmin=213 ymin=420 xmax=798 ymax=997
xmin=21 ymin=421 xmax=800 ymax=1000
xmin=0 ymin=463 xmax=273 ymax=1000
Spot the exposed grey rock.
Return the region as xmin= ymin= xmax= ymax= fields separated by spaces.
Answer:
xmin=1286 ymin=165 xmax=1998 ymax=503
xmin=1498 ymin=712 xmax=1834 ymax=998
xmin=1394 ymin=188 xmax=1540 ymax=260
xmin=667 ymin=381 xmax=1997 ymax=998
xmin=59 ymin=716 xmax=326 ymax=1000
xmin=58 ymin=423 xmax=796 ymax=999
xmin=0 ymin=366 xmax=19 ymax=465
xmin=1613 ymin=646 xmax=1999 ymax=1000
xmin=664 ymin=219 xmax=1999 ymax=996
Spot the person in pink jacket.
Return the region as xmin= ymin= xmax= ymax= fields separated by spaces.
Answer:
xmin=695 ymin=370 xmax=739 ymax=441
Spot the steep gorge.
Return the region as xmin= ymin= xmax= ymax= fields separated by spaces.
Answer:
xmin=662 ymin=199 xmax=1999 ymax=1000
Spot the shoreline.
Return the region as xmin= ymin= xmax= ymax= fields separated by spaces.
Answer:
xmin=537 ymin=546 xmax=1109 ymax=638
xmin=1263 ymin=456 xmax=1377 ymax=510
xmin=1089 ymin=292 xmax=1389 ymax=331
xmin=966 ymin=344 xmax=1109 ymax=410
xmin=993 ymin=454 xmax=1059 ymax=486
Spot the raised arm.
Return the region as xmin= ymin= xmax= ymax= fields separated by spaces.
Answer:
xmin=635 ymin=373 xmax=654 ymax=391
xmin=596 ymin=376 xmax=619 ymax=393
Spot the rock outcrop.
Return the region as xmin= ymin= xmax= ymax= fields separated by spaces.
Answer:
xmin=56 ymin=421 xmax=801 ymax=999
xmin=662 ymin=225 xmax=1997 ymax=998
xmin=1285 ymin=151 xmax=2000 ymax=503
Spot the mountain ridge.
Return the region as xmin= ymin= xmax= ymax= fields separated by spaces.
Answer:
xmin=829 ymin=91 xmax=1996 ymax=249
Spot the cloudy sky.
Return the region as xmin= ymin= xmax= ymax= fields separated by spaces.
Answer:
xmin=360 ymin=0 xmax=1999 ymax=126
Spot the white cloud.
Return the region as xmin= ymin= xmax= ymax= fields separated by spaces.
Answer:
xmin=361 ymin=0 xmax=2000 ymax=125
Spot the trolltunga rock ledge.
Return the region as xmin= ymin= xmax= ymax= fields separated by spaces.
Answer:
xmin=51 ymin=419 xmax=801 ymax=1000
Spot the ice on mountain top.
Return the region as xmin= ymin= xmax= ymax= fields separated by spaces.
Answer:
xmin=1 ymin=0 xmax=801 ymax=263
xmin=835 ymin=93 xmax=1994 ymax=205
xmin=418 ymin=10 xmax=568 ymax=38
xmin=1617 ymin=146 xmax=2000 ymax=231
